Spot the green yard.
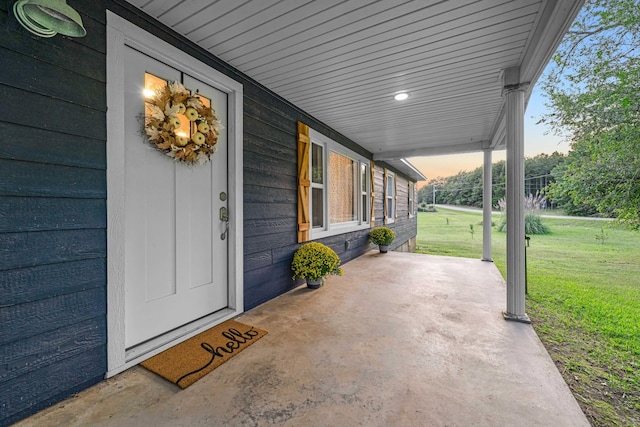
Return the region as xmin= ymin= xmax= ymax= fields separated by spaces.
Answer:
xmin=415 ymin=208 xmax=640 ymax=426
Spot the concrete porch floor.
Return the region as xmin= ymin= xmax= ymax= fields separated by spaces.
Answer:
xmin=16 ymin=251 xmax=589 ymax=426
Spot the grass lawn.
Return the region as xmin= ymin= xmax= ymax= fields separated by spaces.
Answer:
xmin=415 ymin=208 xmax=640 ymax=427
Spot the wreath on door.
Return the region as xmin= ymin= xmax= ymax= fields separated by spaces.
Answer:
xmin=144 ymin=81 xmax=221 ymax=164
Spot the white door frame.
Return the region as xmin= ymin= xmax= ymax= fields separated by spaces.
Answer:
xmin=105 ymin=11 xmax=244 ymax=377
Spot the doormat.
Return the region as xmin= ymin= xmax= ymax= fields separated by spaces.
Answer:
xmin=140 ymin=319 xmax=267 ymax=389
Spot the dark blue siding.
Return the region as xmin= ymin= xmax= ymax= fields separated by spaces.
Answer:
xmin=104 ymin=1 xmax=413 ymax=311
xmin=0 ymin=1 xmax=418 ymax=424
xmin=0 ymin=0 xmax=107 ymax=425
xmin=372 ymin=167 xmax=418 ymax=251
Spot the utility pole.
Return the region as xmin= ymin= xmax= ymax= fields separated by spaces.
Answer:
xmin=432 ymin=183 xmax=436 ymax=205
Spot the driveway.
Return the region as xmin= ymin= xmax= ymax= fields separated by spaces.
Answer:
xmin=436 ymin=204 xmax=613 ymax=221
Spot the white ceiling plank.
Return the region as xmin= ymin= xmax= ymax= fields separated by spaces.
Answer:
xmin=126 ymin=0 xmax=149 ymax=8
xmin=292 ymin=73 xmax=501 ymax=114
xmin=276 ymin=43 xmax=525 ymax=105
xmin=301 ymin=87 xmax=503 ymax=125
xmin=253 ymin=21 xmax=531 ymax=90
xmin=159 ymin=1 xmax=250 ymax=33
xmin=327 ymin=96 xmax=503 ymax=126
xmin=282 ymin=53 xmax=514 ymax=105
xmin=268 ymin=36 xmax=527 ymax=95
xmin=278 ymin=38 xmax=526 ymax=111
xmin=262 ymin=16 xmax=533 ymax=92
xmin=205 ymin=0 xmax=354 ymax=56
xmin=245 ymin=0 xmax=537 ymax=78
xmin=135 ymin=0 xmax=185 ymax=18
xmin=187 ymin=0 xmax=295 ymax=43
xmin=127 ymin=0 xmax=584 ymax=160
xmin=235 ymin=0 xmax=470 ymax=71
xmin=328 ymin=105 xmax=503 ymax=138
xmin=178 ymin=0 xmax=294 ymax=43
xmin=374 ymin=141 xmax=493 ymax=159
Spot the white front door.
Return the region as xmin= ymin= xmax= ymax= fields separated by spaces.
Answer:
xmin=122 ymin=47 xmax=229 ymax=348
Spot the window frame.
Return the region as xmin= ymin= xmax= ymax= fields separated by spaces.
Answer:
xmin=310 ymin=143 xmax=325 ymax=230
xmin=309 ymin=129 xmax=370 ymax=239
xmin=385 ymin=170 xmax=396 ymax=224
xmin=408 ymin=181 xmax=415 ymax=218
xmin=361 ymin=163 xmax=369 ymax=223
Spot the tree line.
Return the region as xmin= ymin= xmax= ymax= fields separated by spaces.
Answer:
xmin=417 ymin=152 xmax=567 ymax=211
xmin=419 ymin=0 xmax=639 ymax=228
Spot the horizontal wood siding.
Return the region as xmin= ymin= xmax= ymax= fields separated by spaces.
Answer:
xmin=240 ymin=84 xmax=395 ymax=308
xmin=0 ymin=1 xmax=107 ymax=425
xmin=373 ymin=164 xmax=418 ymax=251
xmin=105 ymin=2 xmax=419 ymax=311
xmin=1 ymin=2 xmax=420 ymax=424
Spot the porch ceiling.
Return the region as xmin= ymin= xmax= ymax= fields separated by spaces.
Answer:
xmin=128 ymin=0 xmax=583 ymax=162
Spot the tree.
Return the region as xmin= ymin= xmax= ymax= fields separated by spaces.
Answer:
xmin=418 ymin=177 xmax=448 ymax=204
xmin=426 ymin=156 xmax=563 ymax=209
xmin=417 ymin=183 xmax=430 ymax=205
xmin=540 ymin=0 xmax=640 ymax=228
xmin=525 ymin=153 xmax=566 ymax=207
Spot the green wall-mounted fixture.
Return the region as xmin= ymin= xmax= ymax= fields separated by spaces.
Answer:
xmin=13 ymin=0 xmax=86 ymax=38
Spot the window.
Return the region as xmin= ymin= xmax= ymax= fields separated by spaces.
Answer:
xmin=144 ymin=72 xmax=212 ymax=142
xmin=386 ymin=171 xmax=395 ymax=223
xmin=311 ymin=143 xmax=324 ymax=229
xmin=361 ymin=163 xmax=368 ymax=222
xmin=309 ymin=129 xmax=370 ymax=238
xmin=329 ymin=152 xmax=357 ymax=224
xmin=409 ymin=182 xmax=415 ymax=217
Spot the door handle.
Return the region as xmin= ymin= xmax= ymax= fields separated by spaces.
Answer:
xmin=220 ymin=207 xmax=229 ymax=240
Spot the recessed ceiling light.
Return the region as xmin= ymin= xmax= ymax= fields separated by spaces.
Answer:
xmin=394 ymin=92 xmax=409 ymax=101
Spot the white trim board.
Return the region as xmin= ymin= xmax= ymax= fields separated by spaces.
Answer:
xmin=105 ymin=11 xmax=244 ymax=377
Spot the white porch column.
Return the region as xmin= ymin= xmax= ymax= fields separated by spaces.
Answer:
xmin=482 ymin=149 xmax=493 ymax=262
xmin=503 ymin=67 xmax=530 ymax=323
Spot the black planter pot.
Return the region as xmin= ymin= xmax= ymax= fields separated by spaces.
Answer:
xmin=306 ymin=278 xmax=323 ymax=289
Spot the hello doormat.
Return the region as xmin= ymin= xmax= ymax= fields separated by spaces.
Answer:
xmin=140 ymin=319 xmax=267 ymax=389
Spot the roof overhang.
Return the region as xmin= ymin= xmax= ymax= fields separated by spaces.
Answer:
xmin=126 ymin=0 xmax=584 ymax=179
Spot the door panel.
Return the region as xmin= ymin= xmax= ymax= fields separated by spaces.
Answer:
xmin=123 ymin=46 xmax=228 ymax=348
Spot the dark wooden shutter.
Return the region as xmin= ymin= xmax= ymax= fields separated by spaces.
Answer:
xmin=297 ymin=122 xmax=311 ymax=242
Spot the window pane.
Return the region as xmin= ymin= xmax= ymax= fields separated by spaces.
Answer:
xmin=144 ymin=73 xmax=167 ymax=98
xmin=362 ymin=194 xmax=368 ymax=222
xmin=144 ymin=73 xmax=191 ymax=139
xmin=361 ymin=164 xmax=368 ymax=222
xmin=329 ymin=152 xmax=357 ymax=223
xmin=312 ymin=144 xmax=323 ymax=184
xmin=312 ymin=188 xmax=324 ymax=228
xmin=409 ymin=183 xmax=414 ymax=215
xmin=386 ymin=173 xmax=395 ymax=220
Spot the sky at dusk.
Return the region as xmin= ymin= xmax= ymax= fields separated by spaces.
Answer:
xmin=409 ymin=84 xmax=571 ymax=186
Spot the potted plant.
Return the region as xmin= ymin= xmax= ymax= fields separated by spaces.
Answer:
xmin=369 ymin=226 xmax=395 ymax=253
xmin=291 ymin=242 xmax=344 ymax=289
